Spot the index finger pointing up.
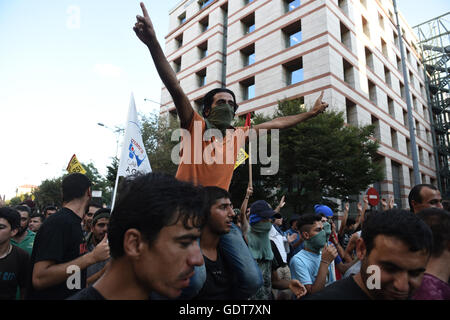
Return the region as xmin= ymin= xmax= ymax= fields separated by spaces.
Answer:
xmin=319 ymin=91 xmax=324 ymax=100
xmin=140 ymin=2 xmax=149 ymax=18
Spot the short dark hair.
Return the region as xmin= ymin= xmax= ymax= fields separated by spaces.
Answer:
xmin=14 ymin=205 xmax=31 ymax=216
xmin=0 ymin=207 xmax=20 ymax=230
xmin=43 ymin=206 xmax=57 ymax=213
xmin=202 ymin=88 xmax=238 ymax=118
xmin=297 ymin=214 xmax=322 ymax=233
xmin=203 ymin=186 xmax=231 ymax=219
xmin=92 ymin=208 xmax=111 ymax=226
xmin=408 ymin=184 xmax=439 ymax=211
xmin=89 ymin=201 xmax=102 ymax=210
xmin=417 ymin=208 xmax=450 ymax=257
xmin=108 ymin=173 xmax=206 ymax=259
xmin=62 ymin=173 xmax=92 ymax=203
xmin=361 ymin=209 xmax=433 ymax=255
xmin=30 ymin=212 xmax=45 ymax=223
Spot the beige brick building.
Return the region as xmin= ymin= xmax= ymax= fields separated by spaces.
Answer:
xmin=160 ymin=0 xmax=436 ymax=209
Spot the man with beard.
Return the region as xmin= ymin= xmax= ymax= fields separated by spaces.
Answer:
xmin=68 ymin=173 xmax=206 ymax=300
xmin=408 ymin=184 xmax=443 ymax=213
xmin=27 ymin=173 xmax=110 ymax=300
xmin=86 ymin=208 xmax=111 ymax=285
xmin=11 ymin=205 xmax=35 ymax=255
xmin=304 ymin=209 xmax=433 ymax=300
xmin=132 ymin=2 xmax=328 ymax=191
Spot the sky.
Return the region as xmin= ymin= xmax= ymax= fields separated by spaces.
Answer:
xmin=1 ymin=0 xmax=449 ymax=200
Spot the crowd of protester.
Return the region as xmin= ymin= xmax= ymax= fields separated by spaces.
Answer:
xmin=1 ymin=3 xmax=448 ymax=301
xmin=0 ymin=173 xmax=448 ymax=300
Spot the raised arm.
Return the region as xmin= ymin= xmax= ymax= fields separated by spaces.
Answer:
xmin=338 ymin=202 xmax=349 ymax=237
xmin=239 ymin=185 xmax=253 ymax=236
xmin=253 ymin=91 xmax=328 ymax=133
xmin=274 ymin=195 xmax=286 ymax=213
xmin=134 ymin=2 xmax=193 ymax=128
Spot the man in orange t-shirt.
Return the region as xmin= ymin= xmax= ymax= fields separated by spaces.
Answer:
xmin=133 ymin=3 xmax=329 ymax=190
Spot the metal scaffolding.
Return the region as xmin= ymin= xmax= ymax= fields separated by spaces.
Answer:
xmin=414 ymin=12 xmax=450 ymax=198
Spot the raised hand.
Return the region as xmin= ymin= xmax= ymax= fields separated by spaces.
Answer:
xmin=388 ymin=196 xmax=395 ymax=209
xmin=289 ymin=279 xmax=307 ymax=299
xmin=287 ymin=232 xmax=298 ymax=244
xmin=381 ymin=198 xmax=388 ymax=210
xmin=133 ymin=2 xmax=156 ymax=47
xmin=92 ymin=234 xmax=110 ymax=263
xmin=311 ymin=91 xmax=329 ymax=116
xmin=279 ymin=195 xmax=286 ymax=208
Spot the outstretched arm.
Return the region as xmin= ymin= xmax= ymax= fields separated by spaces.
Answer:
xmin=134 ymin=2 xmax=193 ymax=128
xmin=253 ymin=91 xmax=328 ymax=133
xmin=338 ymin=202 xmax=349 ymax=237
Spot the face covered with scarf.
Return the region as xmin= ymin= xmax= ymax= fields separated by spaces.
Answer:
xmin=303 ymin=221 xmax=329 ymax=254
xmin=204 ymin=92 xmax=237 ymax=136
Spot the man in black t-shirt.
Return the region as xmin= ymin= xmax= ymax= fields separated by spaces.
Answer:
xmin=0 ymin=207 xmax=30 ymax=300
xmin=304 ymin=210 xmax=433 ymax=300
xmin=27 ymin=173 xmax=110 ymax=300
xmin=68 ymin=173 xmax=206 ymax=300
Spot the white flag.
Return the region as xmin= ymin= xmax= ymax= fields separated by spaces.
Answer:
xmin=111 ymin=93 xmax=151 ymax=210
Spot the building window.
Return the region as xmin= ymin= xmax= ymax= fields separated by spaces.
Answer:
xmin=241 ymin=12 xmax=255 ymax=35
xmin=368 ymin=80 xmax=377 ymax=104
xmin=284 ymin=0 xmax=301 ymax=12
xmin=346 ymin=98 xmax=357 ymax=125
xmin=365 ymin=47 xmax=374 ymax=70
xmin=343 ymin=58 xmax=355 ymax=88
xmin=199 ymin=0 xmax=215 ymax=9
xmin=391 ymin=128 xmax=398 ymax=149
xmin=393 ymin=31 xmax=399 ymax=49
xmin=415 ymin=119 xmax=421 ymax=138
xmin=371 ymin=115 xmax=380 ymax=140
xmin=419 ymin=146 xmax=424 ymax=163
xmin=409 ymin=70 xmax=415 ymax=88
xmin=412 ymin=95 xmax=418 ymax=112
xmin=244 ymin=0 xmax=254 ymax=5
xmin=240 ymin=77 xmax=255 ymax=100
xmin=196 ymin=68 xmax=207 ymax=87
xmin=338 ymin=0 xmax=349 ymax=15
xmin=378 ymin=13 xmax=385 ymax=31
xmin=362 ymin=16 xmax=370 ymax=39
xmin=381 ymin=38 xmax=388 ymax=58
xmin=282 ymin=20 xmax=302 ymax=48
xmin=178 ymin=12 xmax=186 ymax=25
xmin=403 ymin=109 xmax=408 ymax=128
xmin=400 ymin=82 xmax=405 ymax=100
xmin=340 ymin=22 xmax=352 ymax=50
xmin=396 ymin=55 xmax=402 ymax=73
xmin=173 ymin=56 xmax=182 ymax=73
xmin=175 ymin=33 xmax=183 ymax=48
xmin=199 ymin=15 xmax=209 ymax=33
xmin=198 ymin=41 xmax=208 ymax=60
xmin=384 ymin=66 xmax=392 ymax=87
xmin=283 ymin=57 xmax=303 ymax=85
xmin=241 ymin=43 xmax=255 ymax=67
xmin=406 ymin=138 xmax=411 ymax=157
xmin=388 ymin=96 xmax=395 ymax=118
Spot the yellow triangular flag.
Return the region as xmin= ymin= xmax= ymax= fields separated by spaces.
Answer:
xmin=234 ymin=148 xmax=249 ymax=170
xmin=66 ymin=154 xmax=87 ymax=174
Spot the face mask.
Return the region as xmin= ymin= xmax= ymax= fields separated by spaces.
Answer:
xmin=305 ymin=229 xmax=328 ymax=253
xmin=323 ymin=222 xmax=331 ymax=239
xmin=204 ymin=103 xmax=235 ymax=136
xmin=251 ymin=221 xmax=272 ymax=233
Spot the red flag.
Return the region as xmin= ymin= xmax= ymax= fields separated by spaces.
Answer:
xmin=245 ymin=112 xmax=251 ymax=127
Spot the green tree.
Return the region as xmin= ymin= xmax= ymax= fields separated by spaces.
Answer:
xmin=33 ymin=177 xmax=63 ymax=209
xmin=230 ymin=98 xmax=384 ymax=215
xmin=82 ymin=162 xmax=112 ymax=206
xmin=8 ymin=196 xmax=23 ymax=206
xmin=140 ymin=112 xmax=179 ymax=175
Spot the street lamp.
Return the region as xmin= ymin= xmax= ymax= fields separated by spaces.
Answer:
xmin=97 ymin=122 xmax=124 ymax=158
